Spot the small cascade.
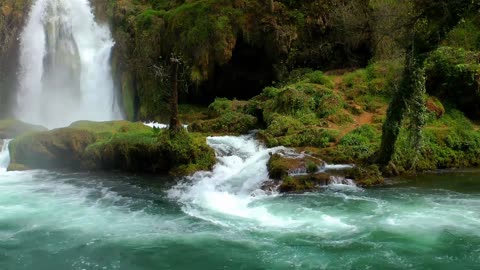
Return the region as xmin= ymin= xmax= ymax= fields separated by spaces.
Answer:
xmin=168 ymin=134 xmax=288 ymax=225
xmin=321 ymin=163 xmax=355 ymax=172
xmin=169 ymin=134 xmax=360 ymax=226
xmin=0 ymin=139 xmax=12 ymax=171
xmin=329 ymin=176 xmax=356 ymax=186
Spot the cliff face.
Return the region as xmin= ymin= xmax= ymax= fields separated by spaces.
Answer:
xmin=102 ymin=0 xmax=372 ymax=121
xmin=0 ymin=0 xmax=31 ymax=118
xmin=1 ymin=0 xmax=373 ymax=121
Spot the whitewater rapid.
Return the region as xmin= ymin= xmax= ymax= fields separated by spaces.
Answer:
xmin=168 ymin=134 xmax=360 ymax=231
xmin=16 ymin=0 xmax=121 ymax=128
xmin=1 ymin=137 xmax=480 ymax=269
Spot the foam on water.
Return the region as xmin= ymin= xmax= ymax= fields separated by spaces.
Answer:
xmin=0 ymin=136 xmax=479 ymax=268
xmin=168 ymin=135 xmax=480 ymax=240
xmin=168 ymin=135 xmax=360 ymax=233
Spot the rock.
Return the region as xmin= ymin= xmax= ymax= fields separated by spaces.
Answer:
xmin=260 ymin=179 xmax=279 ymax=195
xmin=279 ymin=173 xmax=331 ymax=193
xmin=8 ymin=128 xmax=96 ymax=170
xmin=346 ymin=165 xmax=384 ymax=186
xmin=0 ymin=119 xmax=47 ymax=139
xmin=267 ymin=152 xmax=324 ymax=180
xmin=8 ymin=120 xmax=216 ymax=175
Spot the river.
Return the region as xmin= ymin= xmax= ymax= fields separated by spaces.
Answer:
xmin=0 ymin=137 xmax=479 ymax=270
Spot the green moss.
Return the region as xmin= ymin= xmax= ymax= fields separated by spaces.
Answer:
xmin=305 ymin=71 xmax=334 ymax=88
xmin=267 ymin=153 xmax=324 ymax=182
xmin=337 ymin=124 xmax=381 ymax=162
xmin=341 ymin=60 xmax=402 ymax=103
xmin=9 ymin=121 xmax=215 ymax=175
xmin=267 ymin=153 xmax=291 ymax=180
xmin=189 ymin=111 xmax=258 ymax=134
xmin=121 ymin=73 xmax=136 ymax=121
xmin=0 ymin=119 xmax=47 ymax=139
xmin=424 ymin=47 xmax=480 ymax=119
xmin=9 ymin=128 xmax=97 ymax=170
xmin=84 ymin=127 xmax=215 ymax=175
xmin=279 ymin=174 xmax=330 ymax=193
xmin=346 ymin=165 xmax=384 ymax=187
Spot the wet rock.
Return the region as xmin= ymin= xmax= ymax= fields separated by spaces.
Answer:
xmin=279 ymin=173 xmax=331 ymax=193
xmin=345 ymin=165 xmax=384 ymax=186
xmin=260 ymin=179 xmax=280 ymax=195
xmin=267 ymin=151 xmax=324 ymax=180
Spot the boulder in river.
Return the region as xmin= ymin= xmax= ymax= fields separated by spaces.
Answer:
xmin=8 ymin=120 xmax=216 ymax=175
xmin=0 ymin=119 xmax=47 ymax=139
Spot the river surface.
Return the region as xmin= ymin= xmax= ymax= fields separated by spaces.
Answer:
xmin=0 ymin=137 xmax=479 ymax=270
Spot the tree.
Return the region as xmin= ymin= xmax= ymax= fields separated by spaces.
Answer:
xmin=153 ymin=53 xmax=190 ymax=132
xmin=376 ymin=0 xmax=479 ymax=165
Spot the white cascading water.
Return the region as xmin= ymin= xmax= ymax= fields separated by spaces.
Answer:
xmin=0 ymin=139 xmax=11 ymax=172
xmin=168 ymin=135 xmax=358 ymax=229
xmin=16 ymin=0 xmax=121 ymax=128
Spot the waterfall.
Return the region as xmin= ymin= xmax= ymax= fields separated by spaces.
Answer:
xmin=16 ymin=0 xmax=121 ymax=128
xmin=0 ymin=139 xmax=11 ymax=171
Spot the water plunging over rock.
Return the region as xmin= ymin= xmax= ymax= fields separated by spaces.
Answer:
xmin=16 ymin=0 xmax=121 ymax=128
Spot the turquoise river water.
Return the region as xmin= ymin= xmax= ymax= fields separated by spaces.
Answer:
xmin=0 ymin=136 xmax=479 ymax=270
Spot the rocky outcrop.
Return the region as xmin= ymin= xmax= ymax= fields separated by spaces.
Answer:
xmin=8 ymin=128 xmax=96 ymax=170
xmin=101 ymin=0 xmax=372 ymax=120
xmin=0 ymin=119 xmax=47 ymax=139
xmin=0 ymin=0 xmax=31 ymax=118
xmin=8 ymin=120 xmax=216 ymax=175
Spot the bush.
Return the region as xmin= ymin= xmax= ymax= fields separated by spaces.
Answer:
xmin=305 ymin=71 xmax=334 ymax=88
xmin=337 ymin=125 xmax=380 ymax=161
xmin=189 ymin=111 xmax=258 ymax=134
xmin=425 ymin=47 xmax=480 ymax=119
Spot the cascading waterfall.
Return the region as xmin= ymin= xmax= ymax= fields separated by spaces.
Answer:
xmin=16 ymin=0 xmax=121 ymax=128
xmin=168 ymin=135 xmax=358 ymax=228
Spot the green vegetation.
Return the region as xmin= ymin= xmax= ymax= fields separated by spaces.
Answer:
xmin=0 ymin=119 xmax=47 ymax=139
xmin=189 ymin=98 xmax=258 ymax=134
xmin=0 ymin=0 xmax=31 ymax=117
xmin=3 ymin=0 xmax=480 ymax=184
xmin=8 ymin=121 xmax=215 ymax=175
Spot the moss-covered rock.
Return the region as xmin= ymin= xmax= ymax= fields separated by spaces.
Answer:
xmin=83 ymin=129 xmax=215 ymax=175
xmin=279 ymin=174 xmax=331 ymax=193
xmin=0 ymin=119 xmax=47 ymax=139
xmin=345 ymin=165 xmax=384 ymax=187
xmin=106 ymin=0 xmax=373 ymax=120
xmin=8 ymin=128 xmax=96 ymax=170
xmin=267 ymin=152 xmax=324 ymax=180
xmin=8 ymin=121 xmax=215 ymax=175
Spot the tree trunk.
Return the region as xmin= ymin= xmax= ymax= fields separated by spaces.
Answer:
xmin=268 ymin=0 xmax=275 ymax=13
xmin=169 ymin=59 xmax=182 ymax=132
xmin=377 ymin=54 xmax=424 ymax=165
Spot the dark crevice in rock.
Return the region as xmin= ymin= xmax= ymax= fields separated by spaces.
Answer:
xmin=186 ymin=40 xmax=276 ymax=104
